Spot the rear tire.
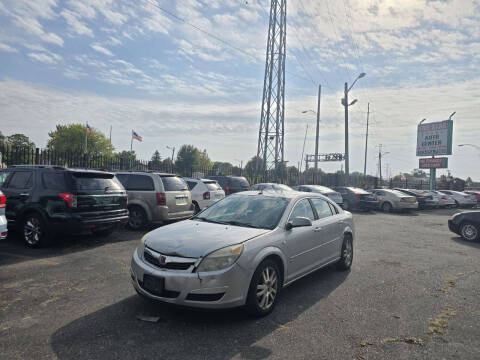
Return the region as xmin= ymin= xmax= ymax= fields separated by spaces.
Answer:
xmin=128 ymin=206 xmax=147 ymax=230
xmin=382 ymin=202 xmax=392 ymax=213
xmin=460 ymin=222 xmax=479 ymax=242
xmin=336 ymin=235 xmax=353 ymax=271
xmin=22 ymin=213 xmax=51 ymax=248
xmin=246 ymin=259 xmax=280 ymax=317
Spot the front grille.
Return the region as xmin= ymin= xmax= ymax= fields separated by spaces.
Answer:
xmin=144 ymin=249 xmax=195 ymax=270
xmin=138 ymin=280 xmax=180 ymax=298
xmin=186 ymin=293 xmax=225 ymax=302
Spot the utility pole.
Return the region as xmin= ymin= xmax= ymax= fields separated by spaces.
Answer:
xmin=344 ymin=82 xmax=349 ymax=184
xmin=363 ymin=103 xmax=370 ymax=176
xmin=109 ymin=125 xmax=112 ymax=143
xmin=300 ymin=124 xmax=308 ymax=173
xmin=378 ymin=144 xmax=383 ymax=183
xmin=314 ymin=84 xmax=321 ymax=184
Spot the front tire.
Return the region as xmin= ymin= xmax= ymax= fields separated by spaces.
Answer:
xmin=336 ymin=235 xmax=353 ymax=271
xmin=22 ymin=213 xmax=50 ymax=248
xmin=128 ymin=206 xmax=147 ymax=230
xmin=460 ymin=222 xmax=479 ymax=242
xmin=382 ymin=202 xmax=392 ymax=213
xmin=246 ymin=259 xmax=280 ymax=317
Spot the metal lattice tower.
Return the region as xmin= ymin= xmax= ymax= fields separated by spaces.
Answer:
xmin=256 ymin=0 xmax=286 ymax=177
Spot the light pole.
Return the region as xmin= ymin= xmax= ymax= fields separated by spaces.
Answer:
xmin=166 ymin=146 xmax=175 ymax=173
xmin=302 ymin=85 xmax=321 ymax=184
xmin=342 ymin=72 xmax=366 ymax=184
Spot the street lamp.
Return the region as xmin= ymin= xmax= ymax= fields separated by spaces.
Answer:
xmin=342 ymin=72 xmax=366 ymax=184
xmin=166 ymin=146 xmax=175 ymax=172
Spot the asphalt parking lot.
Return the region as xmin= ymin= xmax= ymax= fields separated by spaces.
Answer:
xmin=1 ymin=208 xmax=479 ymax=360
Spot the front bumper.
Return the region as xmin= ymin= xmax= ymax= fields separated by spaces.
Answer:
xmin=448 ymin=219 xmax=459 ymax=234
xmin=0 ymin=215 xmax=7 ymax=240
xmin=130 ymin=249 xmax=251 ymax=309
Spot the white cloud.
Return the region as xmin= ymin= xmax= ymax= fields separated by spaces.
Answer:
xmin=27 ymin=51 xmax=63 ymax=64
xmin=0 ymin=43 xmax=18 ymax=53
xmin=13 ymin=17 xmax=64 ymax=46
xmin=90 ymin=43 xmax=114 ymax=56
xmin=60 ymin=9 xmax=94 ymax=37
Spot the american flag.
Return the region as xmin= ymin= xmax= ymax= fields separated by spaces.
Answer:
xmin=86 ymin=123 xmax=92 ymax=134
xmin=132 ymin=130 xmax=142 ymax=142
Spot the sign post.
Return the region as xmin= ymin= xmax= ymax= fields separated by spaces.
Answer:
xmin=416 ymin=119 xmax=453 ymax=191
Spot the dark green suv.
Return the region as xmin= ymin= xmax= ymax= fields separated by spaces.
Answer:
xmin=0 ymin=165 xmax=128 ymax=247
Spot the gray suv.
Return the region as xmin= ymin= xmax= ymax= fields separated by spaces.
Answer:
xmin=116 ymin=172 xmax=194 ymax=229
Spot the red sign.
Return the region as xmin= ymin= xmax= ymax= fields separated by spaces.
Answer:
xmin=419 ymin=157 xmax=448 ymax=169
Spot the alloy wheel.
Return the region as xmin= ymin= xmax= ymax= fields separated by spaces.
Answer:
xmin=129 ymin=208 xmax=145 ymax=229
xmin=256 ymin=266 xmax=278 ymax=311
xmin=343 ymin=237 xmax=353 ymax=267
xmin=24 ymin=217 xmax=42 ymax=246
xmin=461 ymin=224 xmax=478 ymax=241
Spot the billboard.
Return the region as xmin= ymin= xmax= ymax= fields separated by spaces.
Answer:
xmin=419 ymin=157 xmax=448 ymax=169
xmin=416 ymin=120 xmax=453 ymax=156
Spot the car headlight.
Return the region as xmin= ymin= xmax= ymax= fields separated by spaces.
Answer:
xmin=136 ymin=234 xmax=148 ymax=257
xmin=196 ymin=244 xmax=244 ymax=272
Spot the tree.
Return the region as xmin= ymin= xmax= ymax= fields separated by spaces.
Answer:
xmin=47 ymin=124 xmax=114 ymax=155
xmin=465 ymin=177 xmax=473 ymax=186
xmin=148 ymin=150 xmax=162 ymax=170
xmin=0 ymin=131 xmax=5 ymax=144
xmin=6 ymin=133 xmax=35 ymax=149
xmin=244 ymin=156 xmax=264 ymax=176
xmin=175 ymin=145 xmax=204 ymax=175
xmin=198 ymin=149 xmax=212 ymax=169
xmin=412 ymin=169 xmax=427 ymax=178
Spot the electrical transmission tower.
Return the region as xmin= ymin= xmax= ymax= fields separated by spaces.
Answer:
xmin=256 ymin=0 xmax=286 ymax=179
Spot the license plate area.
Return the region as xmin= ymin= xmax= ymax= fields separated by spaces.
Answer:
xmin=142 ymin=274 xmax=165 ymax=295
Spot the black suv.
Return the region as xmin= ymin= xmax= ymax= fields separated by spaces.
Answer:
xmin=0 ymin=166 xmax=128 ymax=247
xmin=205 ymin=176 xmax=250 ymax=195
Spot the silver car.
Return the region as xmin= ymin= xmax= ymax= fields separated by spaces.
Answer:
xmin=370 ymin=189 xmax=418 ymax=212
xmin=0 ymin=190 xmax=7 ymax=240
xmin=439 ymin=190 xmax=477 ymax=208
xmin=294 ymin=185 xmax=343 ymax=206
xmin=430 ymin=190 xmax=456 ymax=208
xmin=251 ymin=183 xmax=293 ymax=192
xmin=131 ymin=191 xmax=354 ymax=316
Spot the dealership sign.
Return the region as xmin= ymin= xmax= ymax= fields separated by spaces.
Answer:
xmin=416 ymin=120 xmax=453 ymax=156
xmin=419 ymin=157 xmax=448 ymax=169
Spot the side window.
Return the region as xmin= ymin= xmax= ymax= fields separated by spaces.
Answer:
xmin=328 ymin=202 xmax=339 ymax=214
xmin=7 ymin=171 xmax=34 ymax=189
xmin=186 ymin=181 xmax=197 ymax=190
xmin=116 ymin=174 xmax=129 ymax=187
xmin=0 ymin=170 xmax=12 ymax=188
xmin=337 ymin=188 xmax=347 ymax=194
xmin=377 ymin=191 xmax=385 ymax=196
xmin=42 ymin=173 xmax=65 ymax=190
xmin=289 ymin=199 xmax=315 ymax=221
xmin=127 ymin=175 xmax=154 ymax=191
xmin=311 ymin=198 xmax=333 ymax=220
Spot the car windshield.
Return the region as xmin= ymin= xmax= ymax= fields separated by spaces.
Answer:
xmin=203 ymin=181 xmax=221 ymax=191
xmin=274 ymin=184 xmax=293 ymax=191
xmin=230 ymin=177 xmax=250 ymax=187
xmin=193 ymin=194 xmax=289 ymax=230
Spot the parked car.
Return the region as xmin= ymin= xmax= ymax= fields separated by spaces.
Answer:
xmin=422 ymin=191 xmax=442 ymax=208
xmin=0 ymin=190 xmax=7 ymax=240
xmin=448 ymin=210 xmax=480 ymax=241
xmin=393 ymin=188 xmax=437 ymax=209
xmin=464 ymin=190 xmax=480 ymax=205
xmin=184 ymin=178 xmax=225 ymax=213
xmin=430 ymin=190 xmax=456 ymax=208
xmin=439 ymin=190 xmax=477 ymax=208
xmin=294 ymin=185 xmax=343 ymax=206
xmin=334 ymin=187 xmax=378 ymax=211
xmin=205 ymin=176 xmax=250 ymax=195
xmin=131 ymin=191 xmax=354 ymax=316
xmin=0 ymin=165 xmax=128 ymax=247
xmin=370 ymin=189 xmax=418 ymax=212
xmin=116 ymin=172 xmax=194 ymax=229
xmin=252 ymin=183 xmax=293 ymax=192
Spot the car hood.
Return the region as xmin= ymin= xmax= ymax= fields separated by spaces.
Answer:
xmin=144 ymin=219 xmax=271 ymax=258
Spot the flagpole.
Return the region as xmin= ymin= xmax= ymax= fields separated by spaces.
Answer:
xmin=85 ymin=122 xmax=88 ymax=154
xmin=130 ymin=130 xmax=133 ymax=152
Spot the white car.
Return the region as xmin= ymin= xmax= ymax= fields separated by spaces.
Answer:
xmin=0 ymin=190 xmax=7 ymax=240
xmin=439 ymin=190 xmax=477 ymax=208
xmin=431 ymin=190 xmax=456 ymax=208
xmin=184 ymin=178 xmax=225 ymax=213
xmin=294 ymin=185 xmax=343 ymax=206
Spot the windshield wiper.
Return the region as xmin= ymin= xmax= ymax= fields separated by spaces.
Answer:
xmin=220 ymin=220 xmax=264 ymax=229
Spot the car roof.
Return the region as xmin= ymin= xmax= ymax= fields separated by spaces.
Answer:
xmin=235 ymin=190 xmax=324 ymax=200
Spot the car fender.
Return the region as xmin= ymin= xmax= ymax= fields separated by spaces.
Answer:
xmin=17 ymin=205 xmax=49 ymax=228
xmin=244 ymin=245 xmax=288 ymax=285
xmin=127 ymin=200 xmax=152 ymax=221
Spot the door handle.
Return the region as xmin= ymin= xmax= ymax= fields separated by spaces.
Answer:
xmin=314 ymin=227 xmax=322 ymax=232
xmin=20 ymin=193 xmax=30 ymax=197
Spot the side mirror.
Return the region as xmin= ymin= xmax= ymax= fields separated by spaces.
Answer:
xmin=286 ymin=217 xmax=312 ymax=230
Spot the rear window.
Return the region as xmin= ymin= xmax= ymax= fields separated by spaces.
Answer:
xmin=127 ymin=174 xmax=154 ymax=191
xmin=160 ymin=176 xmax=188 ymax=191
xmin=348 ymin=187 xmax=369 ymax=194
xmin=187 ymin=181 xmax=198 ymax=190
xmin=230 ymin=177 xmax=250 ymax=187
xmin=71 ymin=173 xmax=123 ymax=191
xmin=42 ymin=173 xmax=66 ymax=190
xmin=204 ymin=181 xmax=221 ymax=191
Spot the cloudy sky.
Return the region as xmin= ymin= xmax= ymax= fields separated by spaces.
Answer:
xmin=0 ymin=0 xmax=479 ymax=179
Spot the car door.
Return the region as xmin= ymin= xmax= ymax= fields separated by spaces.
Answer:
xmin=310 ymin=197 xmax=341 ymax=264
xmin=284 ymin=198 xmax=318 ymax=281
xmin=2 ymin=170 xmax=34 ymax=223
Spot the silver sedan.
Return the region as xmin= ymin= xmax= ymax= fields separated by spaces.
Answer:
xmin=131 ymin=191 xmax=354 ymax=316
